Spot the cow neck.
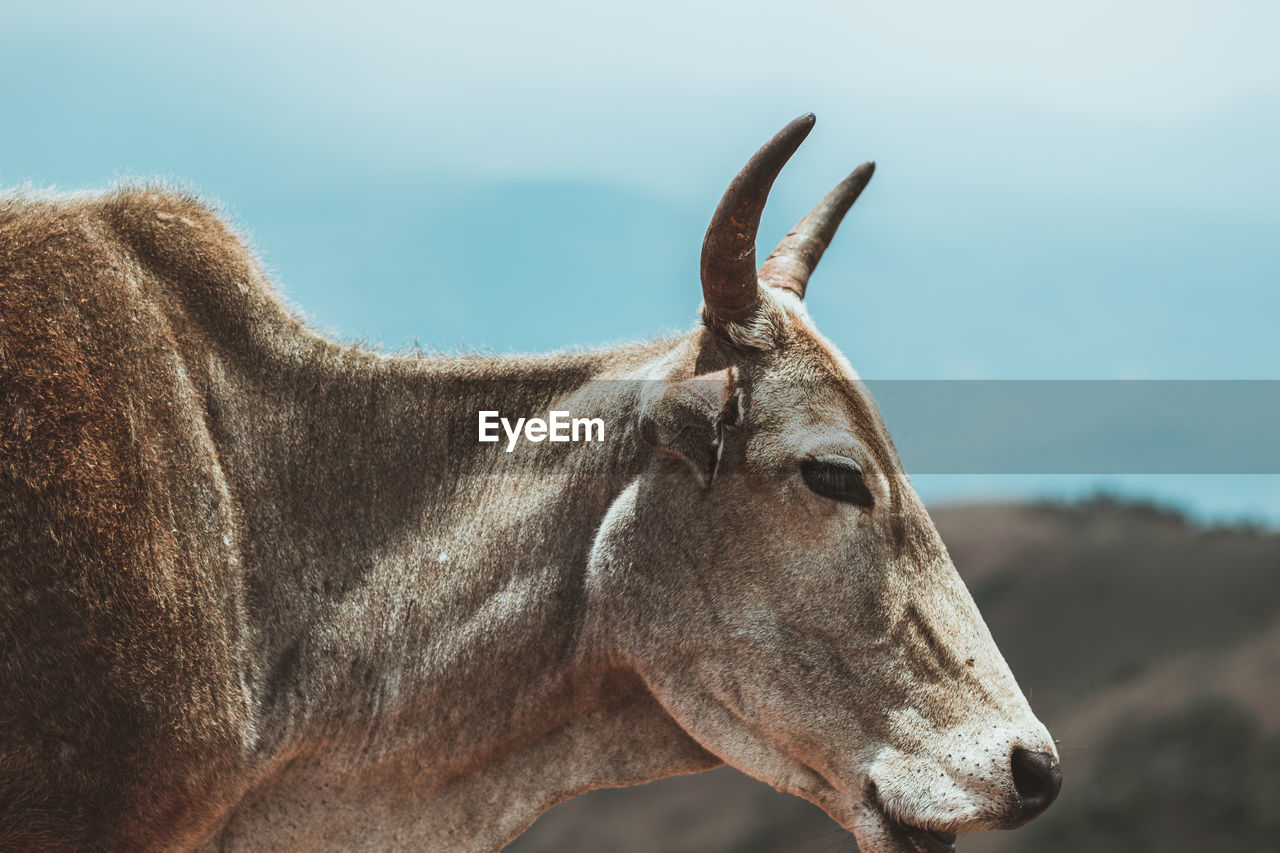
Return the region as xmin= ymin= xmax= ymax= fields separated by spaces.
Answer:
xmin=204 ymin=331 xmax=718 ymax=843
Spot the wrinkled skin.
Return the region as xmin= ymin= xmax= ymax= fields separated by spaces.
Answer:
xmin=590 ymin=289 xmax=1059 ymax=851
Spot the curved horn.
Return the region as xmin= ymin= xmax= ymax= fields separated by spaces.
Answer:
xmin=758 ymin=161 xmax=875 ymax=299
xmin=700 ymin=114 xmax=815 ymax=322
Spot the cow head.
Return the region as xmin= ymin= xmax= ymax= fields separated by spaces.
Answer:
xmin=590 ymin=115 xmax=1060 ymax=852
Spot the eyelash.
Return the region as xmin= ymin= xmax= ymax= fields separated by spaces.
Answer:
xmin=800 ymin=460 xmax=874 ymax=509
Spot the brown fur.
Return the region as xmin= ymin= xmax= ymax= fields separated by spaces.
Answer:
xmin=1 ymin=190 xmax=257 ymax=847
xmin=1 ymin=185 xmax=1055 ymax=852
xmin=1 ymin=188 xmax=687 ymax=848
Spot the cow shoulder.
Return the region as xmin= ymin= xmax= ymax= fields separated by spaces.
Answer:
xmin=0 ymin=189 xmax=255 ymax=848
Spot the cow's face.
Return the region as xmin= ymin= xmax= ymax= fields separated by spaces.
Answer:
xmin=589 ymin=116 xmax=1059 ymax=852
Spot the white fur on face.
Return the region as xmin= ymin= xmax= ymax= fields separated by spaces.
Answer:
xmin=635 ymin=289 xmax=1059 ymax=845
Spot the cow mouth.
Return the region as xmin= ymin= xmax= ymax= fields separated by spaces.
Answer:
xmin=894 ymin=823 xmax=957 ymax=853
xmin=868 ymin=786 xmax=958 ymax=853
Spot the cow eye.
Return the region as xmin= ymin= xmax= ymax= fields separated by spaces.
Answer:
xmin=800 ymin=459 xmax=874 ymax=508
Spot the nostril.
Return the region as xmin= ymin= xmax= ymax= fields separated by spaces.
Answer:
xmin=1010 ymin=747 xmax=1062 ymax=819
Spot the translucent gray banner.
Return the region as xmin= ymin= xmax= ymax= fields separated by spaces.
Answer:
xmin=467 ymin=379 xmax=1279 ymax=474
xmin=864 ymin=381 xmax=1280 ymax=474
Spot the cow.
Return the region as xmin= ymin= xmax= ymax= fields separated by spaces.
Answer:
xmin=0 ymin=114 xmax=1060 ymax=851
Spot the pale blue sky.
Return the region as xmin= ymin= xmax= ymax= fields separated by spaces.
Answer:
xmin=3 ymin=1 xmax=1277 ymax=522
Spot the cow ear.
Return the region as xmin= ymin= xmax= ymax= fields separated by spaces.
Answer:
xmin=639 ymin=367 xmax=742 ymax=489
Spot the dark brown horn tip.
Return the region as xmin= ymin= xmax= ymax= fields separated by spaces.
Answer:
xmin=837 ymin=161 xmax=876 ymax=198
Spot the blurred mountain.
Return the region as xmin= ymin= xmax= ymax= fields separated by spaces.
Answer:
xmin=505 ymin=498 xmax=1280 ymax=852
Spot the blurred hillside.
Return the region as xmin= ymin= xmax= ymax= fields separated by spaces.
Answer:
xmin=506 ymin=498 xmax=1280 ymax=852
